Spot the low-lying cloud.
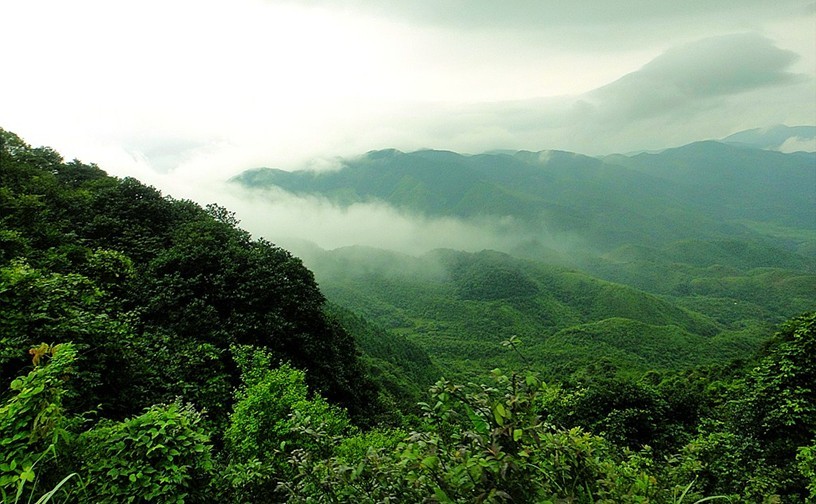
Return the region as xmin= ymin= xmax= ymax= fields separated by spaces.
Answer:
xmin=779 ymin=136 xmax=816 ymax=152
xmin=145 ymin=171 xmax=581 ymax=265
xmin=214 ymin=185 xmax=563 ymax=256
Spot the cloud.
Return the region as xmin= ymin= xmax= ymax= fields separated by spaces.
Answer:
xmin=588 ymin=34 xmax=804 ymax=121
xmin=393 ymin=33 xmax=812 ymax=155
xmin=11 ymin=29 xmax=812 ymax=180
xmin=290 ymin=0 xmax=811 ymax=32
xmin=2 ymin=1 xmax=812 ymax=193
xmin=177 ymin=183 xmax=568 ymax=257
xmin=121 ymin=137 xmax=223 ymax=174
xmin=779 ymin=136 xmax=816 ymax=152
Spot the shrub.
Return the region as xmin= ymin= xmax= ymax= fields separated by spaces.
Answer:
xmin=0 ymin=343 xmax=76 ymax=501
xmin=221 ymin=345 xmax=353 ymax=501
xmin=282 ymin=368 xmax=666 ymax=503
xmin=76 ymin=402 xmax=213 ymax=503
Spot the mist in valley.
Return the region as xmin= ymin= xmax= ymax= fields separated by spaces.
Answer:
xmin=179 ymin=181 xmax=583 ymax=280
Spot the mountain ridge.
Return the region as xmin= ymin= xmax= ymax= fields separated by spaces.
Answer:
xmin=721 ymin=124 xmax=816 ymax=152
xmin=232 ymin=139 xmax=816 ymax=253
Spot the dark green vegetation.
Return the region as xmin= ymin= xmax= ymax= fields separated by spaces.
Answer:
xmin=236 ymin=141 xmax=815 ymax=382
xmin=0 ymin=128 xmax=413 ymax=496
xmin=1 ymin=129 xmax=815 ymax=502
xmin=0 ymin=129 xmax=393 ymax=426
xmin=296 ymin=246 xmax=792 ymax=382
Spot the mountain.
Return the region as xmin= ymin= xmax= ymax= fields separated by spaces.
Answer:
xmin=287 ymin=245 xmax=786 ymax=381
xmin=721 ymin=124 xmax=816 ymax=152
xmin=233 ymin=141 xmax=816 ymax=254
xmin=3 ymin=128 xmax=814 ymax=502
xmin=234 ymin=139 xmax=815 ymax=381
xmin=605 ymin=141 xmax=816 ymax=230
xmin=0 ymin=128 xmax=432 ymax=425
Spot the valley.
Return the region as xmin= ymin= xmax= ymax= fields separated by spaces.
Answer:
xmin=234 ymin=139 xmax=815 ymax=382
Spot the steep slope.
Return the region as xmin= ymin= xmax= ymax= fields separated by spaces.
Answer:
xmin=325 ymin=303 xmax=441 ymax=409
xmin=0 ymin=128 xmax=430 ymax=425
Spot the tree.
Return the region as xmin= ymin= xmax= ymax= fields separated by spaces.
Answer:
xmin=222 ymin=345 xmax=352 ymax=501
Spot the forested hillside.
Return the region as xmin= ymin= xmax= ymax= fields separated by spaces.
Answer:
xmin=1 ymin=130 xmax=814 ymax=502
xmin=233 ymin=142 xmax=816 ymax=252
xmin=0 ymin=128 xmax=419 ymax=498
xmin=294 ymin=246 xmax=778 ymax=381
xmin=0 ymin=128 xmax=392 ymax=424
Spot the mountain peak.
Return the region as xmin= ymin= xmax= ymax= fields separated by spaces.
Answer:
xmin=721 ymin=124 xmax=816 ymax=152
xmin=364 ymin=148 xmax=404 ymax=160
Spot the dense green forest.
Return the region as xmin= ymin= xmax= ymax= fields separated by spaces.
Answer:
xmin=292 ymin=245 xmax=806 ymax=382
xmin=1 ymin=129 xmax=815 ymax=502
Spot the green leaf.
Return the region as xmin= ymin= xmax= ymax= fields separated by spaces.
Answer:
xmin=433 ymin=486 xmax=454 ymax=503
xmin=466 ymin=405 xmax=489 ymax=435
xmin=352 ymin=460 xmax=365 ymax=479
xmin=493 ymin=403 xmax=507 ymax=425
xmin=20 ymin=466 xmax=35 ymax=483
xmin=420 ymin=456 xmax=439 ymax=469
xmin=525 ymin=374 xmax=540 ymax=388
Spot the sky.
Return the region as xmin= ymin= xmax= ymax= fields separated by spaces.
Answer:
xmin=2 ymin=0 xmax=815 ymax=251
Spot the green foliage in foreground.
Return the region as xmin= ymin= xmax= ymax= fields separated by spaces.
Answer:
xmin=281 ymin=369 xmax=668 ymax=503
xmin=220 ymin=345 xmax=353 ymax=501
xmin=0 ymin=318 xmax=813 ymax=502
xmin=75 ymin=403 xmax=213 ymax=504
xmin=280 ymin=314 xmax=815 ymax=503
xmin=0 ymin=343 xmax=75 ymax=502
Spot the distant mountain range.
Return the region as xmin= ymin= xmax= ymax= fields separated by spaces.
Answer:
xmin=232 ymin=137 xmax=815 ymax=254
xmin=721 ymin=124 xmax=816 ymax=152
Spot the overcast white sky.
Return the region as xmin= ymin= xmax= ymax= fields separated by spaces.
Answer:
xmin=2 ymin=0 xmax=814 ymax=195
